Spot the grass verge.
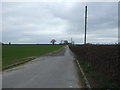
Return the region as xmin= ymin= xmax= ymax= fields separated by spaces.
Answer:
xmin=2 ymin=44 xmax=63 ymax=69
xmin=77 ymin=57 xmax=118 ymax=88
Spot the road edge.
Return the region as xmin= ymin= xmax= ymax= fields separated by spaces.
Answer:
xmin=69 ymin=46 xmax=91 ymax=88
xmin=75 ymin=59 xmax=91 ymax=88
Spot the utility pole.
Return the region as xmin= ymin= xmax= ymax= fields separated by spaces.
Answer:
xmin=84 ymin=6 xmax=87 ymax=44
xmin=71 ymin=37 xmax=72 ymax=43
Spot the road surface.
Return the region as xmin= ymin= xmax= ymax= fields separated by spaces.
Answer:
xmin=3 ymin=46 xmax=81 ymax=88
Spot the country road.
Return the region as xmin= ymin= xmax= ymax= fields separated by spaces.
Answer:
xmin=3 ymin=45 xmax=81 ymax=88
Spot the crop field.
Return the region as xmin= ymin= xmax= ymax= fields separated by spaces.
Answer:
xmin=2 ymin=44 xmax=63 ymax=67
xmin=69 ymin=45 xmax=119 ymax=88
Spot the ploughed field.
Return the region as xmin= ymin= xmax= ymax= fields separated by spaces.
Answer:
xmin=69 ymin=44 xmax=119 ymax=88
xmin=2 ymin=44 xmax=63 ymax=67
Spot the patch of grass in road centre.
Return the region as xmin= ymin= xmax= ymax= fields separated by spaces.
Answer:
xmin=2 ymin=44 xmax=63 ymax=67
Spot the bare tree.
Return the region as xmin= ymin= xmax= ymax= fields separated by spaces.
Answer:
xmin=50 ymin=39 xmax=56 ymax=45
xmin=64 ymin=40 xmax=69 ymax=45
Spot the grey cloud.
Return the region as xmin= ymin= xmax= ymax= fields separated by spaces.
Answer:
xmin=2 ymin=2 xmax=118 ymax=44
xmin=87 ymin=2 xmax=118 ymax=31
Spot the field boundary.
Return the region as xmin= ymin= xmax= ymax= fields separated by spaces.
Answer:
xmin=69 ymin=47 xmax=91 ymax=88
xmin=2 ymin=45 xmax=65 ymax=71
xmin=2 ymin=56 xmax=38 ymax=70
xmin=45 ymin=45 xmax=65 ymax=54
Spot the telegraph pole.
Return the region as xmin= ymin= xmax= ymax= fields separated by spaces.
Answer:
xmin=71 ymin=37 xmax=72 ymax=43
xmin=84 ymin=6 xmax=87 ymax=44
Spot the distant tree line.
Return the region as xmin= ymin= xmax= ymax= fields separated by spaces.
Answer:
xmin=50 ymin=39 xmax=74 ymax=45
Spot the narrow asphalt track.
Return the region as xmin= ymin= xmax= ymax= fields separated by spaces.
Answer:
xmin=2 ymin=45 xmax=81 ymax=88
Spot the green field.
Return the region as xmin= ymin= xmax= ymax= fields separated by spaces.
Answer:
xmin=2 ymin=44 xmax=63 ymax=67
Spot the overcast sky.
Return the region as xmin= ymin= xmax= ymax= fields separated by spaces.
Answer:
xmin=2 ymin=2 xmax=118 ymax=44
